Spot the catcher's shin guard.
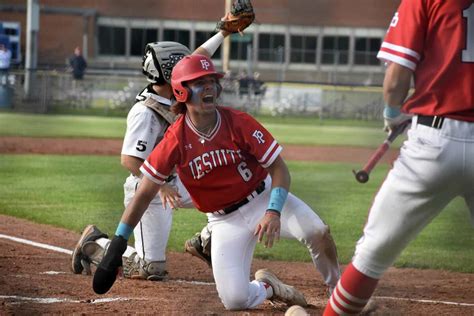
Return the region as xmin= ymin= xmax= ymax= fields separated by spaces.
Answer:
xmin=184 ymin=232 xmax=212 ymax=267
xmin=122 ymin=252 xmax=168 ymax=281
xmin=71 ymin=225 xmax=108 ymax=274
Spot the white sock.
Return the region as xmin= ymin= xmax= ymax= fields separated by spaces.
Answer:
xmin=263 ymin=282 xmax=274 ymax=299
xmin=96 ymin=237 xmax=135 ymax=257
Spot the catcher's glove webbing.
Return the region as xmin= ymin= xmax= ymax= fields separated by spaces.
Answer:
xmin=216 ymin=0 xmax=255 ymax=34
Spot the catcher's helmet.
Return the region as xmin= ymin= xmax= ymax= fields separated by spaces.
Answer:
xmin=171 ymin=54 xmax=223 ymax=102
xmin=142 ymin=42 xmax=191 ymax=85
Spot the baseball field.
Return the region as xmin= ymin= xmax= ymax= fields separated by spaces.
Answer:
xmin=1 ymin=112 xmax=473 ymax=315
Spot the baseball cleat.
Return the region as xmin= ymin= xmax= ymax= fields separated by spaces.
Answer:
xmin=184 ymin=233 xmax=212 ymax=267
xmin=285 ymin=305 xmax=309 ymax=316
xmin=255 ymin=268 xmax=308 ymax=307
xmin=71 ymin=224 xmax=108 ymax=274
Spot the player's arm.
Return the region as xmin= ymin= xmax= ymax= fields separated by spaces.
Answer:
xmin=121 ymin=155 xmax=144 ymax=177
xmin=193 ymin=30 xmax=230 ymax=58
xmin=93 ymin=176 xmax=161 ymax=294
xmin=382 ymin=62 xmax=413 ymax=132
xmin=120 ymin=176 xmax=161 ymax=228
xmin=383 ymin=62 xmax=413 ymax=109
xmin=255 ymin=156 xmax=290 ymax=249
xmin=266 ymin=156 xmax=290 ymax=192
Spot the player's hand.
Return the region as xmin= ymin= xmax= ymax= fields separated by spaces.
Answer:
xmin=383 ymin=106 xmax=412 ymax=133
xmin=93 ymin=235 xmax=127 ymax=294
xmin=158 ymin=183 xmax=182 ymax=210
xmin=254 ymin=211 xmax=281 ymax=248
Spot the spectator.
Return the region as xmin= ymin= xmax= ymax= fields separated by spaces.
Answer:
xmin=0 ymin=37 xmax=12 ymax=108
xmin=69 ymin=46 xmax=87 ymax=80
xmin=0 ymin=37 xmax=12 ymax=79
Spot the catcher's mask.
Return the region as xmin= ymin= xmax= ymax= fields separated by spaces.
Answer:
xmin=142 ymin=42 xmax=191 ymax=85
xmin=171 ymin=54 xmax=223 ymax=103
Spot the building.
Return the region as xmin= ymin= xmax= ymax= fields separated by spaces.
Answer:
xmin=0 ymin=0 xmax=400 ymax=85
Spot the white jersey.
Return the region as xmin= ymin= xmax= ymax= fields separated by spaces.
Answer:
xmin=121 ymin=85 xmax=172 ymax=160
xmin=121 ymin=85 xmax=173 ymax=206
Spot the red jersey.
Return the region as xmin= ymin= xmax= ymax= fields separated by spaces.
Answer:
xmin=140 ymin=106 xmax=282 ymax=212
xmin=377 ymin=0 xmax=474 ymax=121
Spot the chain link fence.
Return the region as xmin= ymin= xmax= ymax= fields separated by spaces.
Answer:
xmin=4 ymin=70 xmax=385 ymax=120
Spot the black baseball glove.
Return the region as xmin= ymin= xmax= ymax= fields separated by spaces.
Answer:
xmin=92 ymin=235 xmax=127 ymax=294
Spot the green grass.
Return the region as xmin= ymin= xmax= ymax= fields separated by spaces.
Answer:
xmin=1 ymin=155 xmax=472 ymax=273
xmin=0 ymin=112 xmax=403 ymax=148
xmin=0 ymin=113 xmax=126 ymax=138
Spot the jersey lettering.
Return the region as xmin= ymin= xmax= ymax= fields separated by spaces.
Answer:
xmin=390 ymin=12 xmax=399 ymax=28
xmin=252 ymin=130 xmax=265 ymax=144
xmin=237 ymin=161 xmax=253 ymax=182
xmin=462 ymin=4 xmax=474 ymax=62
xmin=188 ymin=148 xmax=244 ymax=179
xmin=136 ymin=140 xmax=147 ymax=152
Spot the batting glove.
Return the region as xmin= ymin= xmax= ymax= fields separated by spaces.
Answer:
xmin=383 ymin=106 xmax=412 ymax=133
xmin=92 ymin=235 xmax=127 ymax=294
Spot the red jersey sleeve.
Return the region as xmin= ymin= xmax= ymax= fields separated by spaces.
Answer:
xmin=377 ymin=0 xmax=427 ymax=71
xmin=139 ymin=130 xmax=180 ymax=185
xmin=232 ymin=111 xmax=282 ymax=168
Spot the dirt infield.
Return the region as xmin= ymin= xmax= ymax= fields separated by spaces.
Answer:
xmin=0 ymin=136 xmax=401 ymax=164
xmin=1 ymin=215 xmax=473 ymax=315
xmin=1 ymin=137 xmax=474 ymax=315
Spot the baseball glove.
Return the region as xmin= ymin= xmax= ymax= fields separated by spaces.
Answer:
xmin=216 ymin=0 xmax=255 ymax=34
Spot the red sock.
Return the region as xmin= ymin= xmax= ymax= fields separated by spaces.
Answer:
xmin=323 ymin=263 xmax=379 ymax=315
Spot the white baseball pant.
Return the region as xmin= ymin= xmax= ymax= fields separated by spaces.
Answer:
xmin=207 ymin=175 xmax=339 ymax=310
xmin=353 ymin=116 xmax=474 ymax=279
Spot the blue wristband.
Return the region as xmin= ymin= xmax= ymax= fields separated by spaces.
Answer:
xmin=267 ymin=187 xmax=288 ymax=213
xmin=383 ymin=105 xmax=401 ymax=119
xmin=115 ymin=222 xmax=133 ymax=240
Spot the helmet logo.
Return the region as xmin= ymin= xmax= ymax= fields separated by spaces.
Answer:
xmin=200 ymin=59 xmax=211 ymax=70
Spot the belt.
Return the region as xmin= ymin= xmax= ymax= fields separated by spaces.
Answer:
xmin=213 ymin=181 xmax=266 ymax=215
xmin=417 ymin=115 xmax=445 ymax=129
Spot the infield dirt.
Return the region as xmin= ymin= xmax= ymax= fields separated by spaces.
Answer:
xmin=1 ymin=137 xmax=473 ymax=315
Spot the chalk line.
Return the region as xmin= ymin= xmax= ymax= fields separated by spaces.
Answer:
xmin=0 ymin=233 xmax=73 ymax=255
xmin=0 ymin=295 xmax=133 ymax=304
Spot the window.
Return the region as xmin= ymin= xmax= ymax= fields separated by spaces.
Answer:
xmin=196 ymin=31 xmax=222 ymax=59
xmin=98 ymin=26 xmax=125 ymax=55
xmin=163 ymin=29 xmax=190 ymax=48
xmin=258 ymin=33 xmax=285 ymax=62
xmin=321 ymin=36 xmax=349 ymax=64
xmin=290 ymin=35 xmax=317 ymax=64
xmin=230 ymin=33 xmax=253 ymax=61
xmin=354 ymin=37 xmax=381 ymax=65
xmin=130 ymin=28 xmax=158 ymax=56
xmin=0 ymin=22 xmax=21 ymax=63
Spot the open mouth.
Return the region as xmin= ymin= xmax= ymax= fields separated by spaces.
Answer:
xmin=202 ymin=95 xmax=214 ymax=103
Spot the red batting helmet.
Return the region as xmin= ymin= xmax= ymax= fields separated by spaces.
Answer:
xmin=171 ymin=54 xmax=224 ymax=102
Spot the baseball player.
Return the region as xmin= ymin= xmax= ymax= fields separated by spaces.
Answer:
xmin=71 ymin=26 xmax=235 ymax=280
xmin=324 ymin=0 xmax=474 ymax=314
xmin=92 ymin=55 xmax=339 ymax=310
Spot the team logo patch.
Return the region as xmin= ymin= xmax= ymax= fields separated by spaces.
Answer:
xmin=252 ymin=130 xmax=265 ymax=144
xmin=200 ymin=59 xmax=211 ymax=70
xmin=390 ymin=12 xmax=399 ymax=28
